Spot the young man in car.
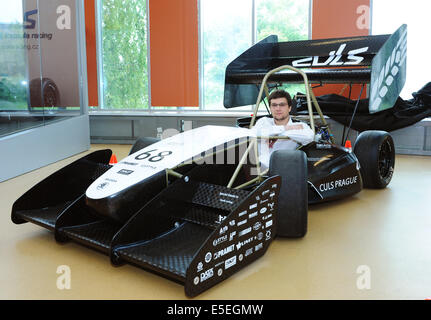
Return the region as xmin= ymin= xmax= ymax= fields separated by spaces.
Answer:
xmin=252 ymin=89 xmax=315 ymax=168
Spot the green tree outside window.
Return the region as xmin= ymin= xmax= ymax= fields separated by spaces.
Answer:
xmin=101 ymin=0 xmax=148 ymax=109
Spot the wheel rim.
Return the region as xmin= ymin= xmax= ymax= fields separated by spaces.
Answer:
xmin=378 ymin=139 xmax=393 ymax=180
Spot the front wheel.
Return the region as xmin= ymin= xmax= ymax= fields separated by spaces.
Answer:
xmin=269 ymin=150 xmax=308 ymax=238
xmin=129 ymin=137 xmax=160 ymax=155
xmin=353 ymin=130 xmax=395 ymax=189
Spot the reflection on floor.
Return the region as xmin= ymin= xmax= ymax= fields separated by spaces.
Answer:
xmin=1 ymin=144 xmax=430 ymax=299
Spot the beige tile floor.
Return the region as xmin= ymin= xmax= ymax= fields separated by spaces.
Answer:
xmin=1 ymin=144 xmax=430 ymax=300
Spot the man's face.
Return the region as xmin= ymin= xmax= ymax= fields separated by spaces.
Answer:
xmin=270 ymin=97 xmax=291 ymax=122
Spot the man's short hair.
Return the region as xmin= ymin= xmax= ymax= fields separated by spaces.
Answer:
xmin=268 ymin=90 xmax=292 ymax=107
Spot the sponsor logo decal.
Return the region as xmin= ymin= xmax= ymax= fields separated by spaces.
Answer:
xmin=253 ymin=222 xmax=262 ymax=231
xmin=219 ymin=192 xmax=239 ymax=199
xmin=245 ymin=248 xmax=253 ymax=257
xmin=239 ymin=227 xmax=252 ymax=237
xmin=213 ymin=235 xmax=228 ymax=246
xmin=237 ymin=219 xmax=247 ymax=227
xmin=214 ymin=245 xmax=235 ymax=260
xmin=200 ymin=268 xmax=214 ymax=282
xmin=225 ymin=256 xmax=237 ymax=269
xmin=205 ymin=252 xmax=212 ymax=263
xmin=249 ymin=211 xmax=258 ymax=219
xmin=219 ymin=225 xmax=228 ymax=235
xmin=239 ymin=210 xmax=247 ymax=217
xmin=120 ymin=161 xmax=138 ymax=166
xmin=97 ymin=182 xmax=109 ymax=190
xmin=236 ymin=237 xmax=254 ymax=250
xmin=117 ymin=169 xmax=134 ymax=175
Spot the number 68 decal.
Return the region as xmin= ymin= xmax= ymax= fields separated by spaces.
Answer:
xmin=135 ymin=149 xmax=173 ymax=162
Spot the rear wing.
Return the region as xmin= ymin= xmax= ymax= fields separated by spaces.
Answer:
xmin=224 ymin=24 xmax=407 ymax=114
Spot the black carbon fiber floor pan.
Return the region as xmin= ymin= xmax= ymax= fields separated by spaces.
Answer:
xmin=13 ymin=201 xmax=73 ymax=231
xmin=116 ymin=222 xmax=212 ymax=281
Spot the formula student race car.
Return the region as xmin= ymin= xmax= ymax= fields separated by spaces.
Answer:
xmin=11 ymin=25 xmax=405 ymax=297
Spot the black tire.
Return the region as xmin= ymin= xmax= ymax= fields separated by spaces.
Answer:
xmin=353 ymin=130 xmax=395 ymax=189
xmin=129 ymin=137 xmax=160 ymax=155
xmin=269 ymin=150 xmax=308 ymax=238
xmin=29 ymin=78 xmax=60 ymax=109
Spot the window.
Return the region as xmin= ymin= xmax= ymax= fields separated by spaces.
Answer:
xmin=200 ymin=0 xmax=253 ymax=111
xmin=94 ymin=0 xmax=309 ymax=112
xmin=256 ymin=0 xmax=309 ymax=42
xmin=98 ymin=0 xmax=149 ymax=110
xmin=372 ymin=0 xmax=431 ymax=99
xmin=200 ymin=0 xmax=310 ymax=111
xmin=256 ymin=0 xmax=310 ymax=101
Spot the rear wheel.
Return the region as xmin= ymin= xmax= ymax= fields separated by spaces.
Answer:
xmin=353 ymin=130 xmax=395 ymax=189
xmin=269 ymin=150 xmax=308 ymax=238
xmin=129 ymin=137 xmax=160 ymax=155
xmin=29 ymin=78 xmax=60 ymax=110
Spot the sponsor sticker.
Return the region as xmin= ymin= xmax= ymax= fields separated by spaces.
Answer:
xmin=225 ymin=256 xmax=237 ymax=269
xmin=214 ymin=245 xmax=235 ymax=260
xmin=213 ymin=235 xmax=228 ymax=246
xmin=239 ymin=210 xmax=247 ymax=217
xmin=200 ymin=268 xmax=214 ymax=282
xmin=236 ymin=237 xmax=254 ymax=250
xmin=239 ymin=227 xmax=252 ymax=237
xmin=205 ymin=252 xmax=212 ymax=263
xmin=197 ymin=262 xmax=203 ymax=272
xmin=97 ymin=182 xmax=109 ymax=190
xmin=249 ymin=211 xmax=258 ymax=219
xmin=219 ymin=225 xmax=228 ymax=235
xmin=237 ymin=219 xmax=247 ymax=227
xmin=245 ymin=248 xmax=253 ymax=257
xmin=265 ymin=230 xmax=272 ymax=241
xmin=253 ymin=222 xmax=262 ymax=231
xmin=117 ymin=169 xmax=134 ymax=175
xmin=120 ymin=161 xmax=138 ymax=166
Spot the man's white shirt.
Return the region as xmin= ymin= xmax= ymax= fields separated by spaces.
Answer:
xmin=251 ymin=116 xmax=315 ymax=168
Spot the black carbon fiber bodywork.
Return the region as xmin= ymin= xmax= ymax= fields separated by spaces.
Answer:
xmin=301 ymin=142 xmax=363 ymax=204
